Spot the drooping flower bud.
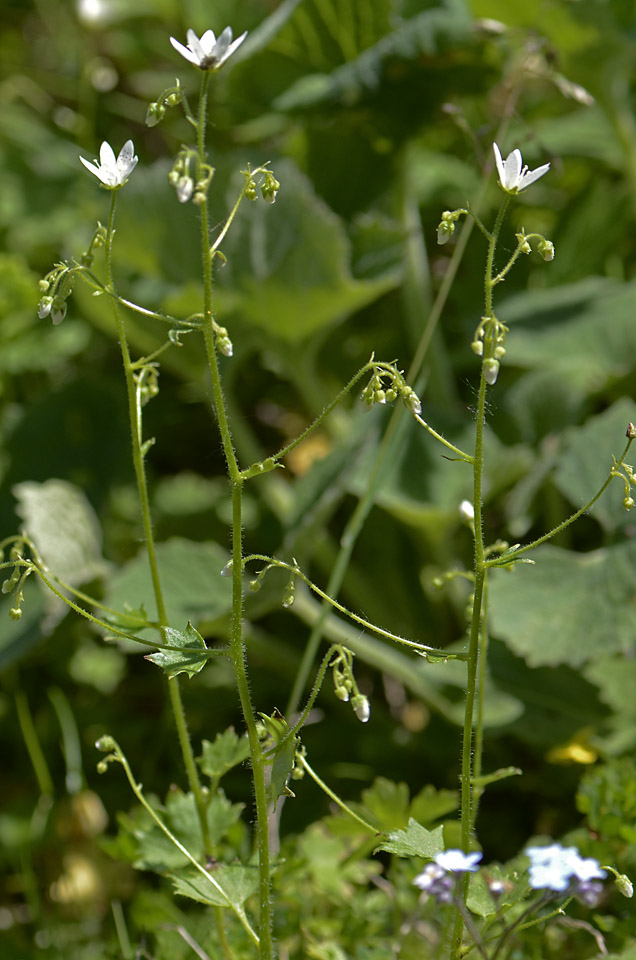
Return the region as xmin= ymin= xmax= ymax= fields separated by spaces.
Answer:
xmin=483 ymin=358 xmax=500 ymax=385
xmin=538 ymin=239 xmax=555 ymax=261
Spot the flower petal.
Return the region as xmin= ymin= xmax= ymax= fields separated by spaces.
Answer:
xmin=99 ymin=141 xmax=117 ymax=169
xmin=493 ymin=142 xmax=505 ymax=183
xmin=186 ymin=28 xmax=206 ymax=64
xmin=199 ymin=29 xmax=217 ymax=54
xmin=518 ymin=161 xmax=550 ymax=190
xmin=502 ymin=149 xmax=522 ymax=190
xmin=170 ymin=36 xmax=199 ymax=65
xmin=217 ymin=29 xmax=247 ymax=67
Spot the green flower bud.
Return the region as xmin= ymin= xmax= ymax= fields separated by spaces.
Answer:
xmin=623 ymin=497 xmax=634 ymax=510
xmin=615 ymin=873 xmax=634 ymax=898
xmin=539 ymin=239 xmax=555 ymax=261
xmin=352 ymin=694 xmax=370 ymax=723
xmin=437 ymin=220 xmax=455 ymax=245
xmin=471 ymin=340 xmax=484 ymax=356
xmin=483 ymin=358 xmax=500 ymax=385
xmin=9 ymin=607 xmax=22 ymax=620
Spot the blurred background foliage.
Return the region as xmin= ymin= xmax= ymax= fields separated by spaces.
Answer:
xmin=2 ymin=0 xmax=636 ymax=956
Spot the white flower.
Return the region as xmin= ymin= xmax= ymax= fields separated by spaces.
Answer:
xmin=170 ymin=27 xmax=247 ymax=71
xmin=434 ymin=850 xmax=482 ymax=873
xmin=525 ymin=844 xmax=605 ymax=892
xmin=459 ymin=500 xmax=474 ymax=522
xmin=493 ymin=143 xmax=550 ymax=194
xmin=79 ymin=140 xmax=138 ymax=188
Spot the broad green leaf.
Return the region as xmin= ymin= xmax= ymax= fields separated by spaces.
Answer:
xmin=501 ymin=278 xmax=636 ymax=392
xmin=274 ymin=3 xmax=472 ymax=111
xmin=553 ymin=398 xmax=636 ymax=533
xmin=375 ymin=818 xmax=444 ymax=859
xmin=197 ymin=729 xmax=251 ymax=781
xmin=583 ymin=657 xmax=636 ymax=755
xmin=170 ymin=862 xmax=258 ymax=908
xmin=212 ymin=160 xmax=397 ymax=341
xmin=577 ymin=759 xmax=636 ymax=842
xmin=145 ymin=622 xmax=209 ymax=679
xmin=489 ymin=541 xmax=636 ymax=667
xmin=105 ymin=538 xmax=233 ymax=632
xmin=13 ymin=479 xmax=108 ymax=586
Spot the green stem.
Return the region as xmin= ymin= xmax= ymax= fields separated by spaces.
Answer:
xmin=297 ymin=754 xmax=377 ymax=834
xmin=245 ymin=555 xmax=464 ymax=659
xmin=105 ymin=190 xmax=211 ymax=857
xmin=454 ymin=197 xmax=509 ymax=956
xmin=15 ymin=691 xmax=54 ymax=796
xmin=195 ymin=72 xmax=273 ymax=959
xmin=486 ymin=438 xmax=633 ymax=565
xmin=99 ymin=738 xmax=259 ymax=946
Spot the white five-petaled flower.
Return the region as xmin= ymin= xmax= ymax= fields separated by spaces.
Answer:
xmin=79 ymin=140 xmax=138 ymax=188
xmin=170 ymin=27 xmax=247 ymax=70
xmin=493 ymin=143 xmax=550 ymax=194
xmin=434 ymin=849 xmax=483 ymax=873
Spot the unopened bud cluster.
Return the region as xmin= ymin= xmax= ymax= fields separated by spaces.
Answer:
xmin=243 ymin=166 xmax=280 ymax=204
xmin=330 ymin=646 xmax=370 ymax=723
xmin=516 ymin=228 xmax=555 ymax=262
xmin=471 ymin=314 xmax=509 ymax=386
xmin=212 ymin=320 xmax=233 ymax=357
xmin=2 ymin=544 xmax=31 ymax=621
xmin=146 ymin=83 xmax=183 ymax=128
xmin=361 ymin=368 xmax=421 ymax=418
xmin=38 ymin=264 xmax=75 ymax=325
xmin=169 ymin=149 xmax=211 ymax=205
xmin=436 ymin=209 xmax=463 ymax=245
xmin=611 ymin=457 xmax=636 ymax=510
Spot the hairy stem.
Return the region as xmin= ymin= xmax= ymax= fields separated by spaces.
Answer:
xmin=195 ymin=72 xmax=273 ymax=960
xmin=105 ymin=190 xmax=211 ymax=857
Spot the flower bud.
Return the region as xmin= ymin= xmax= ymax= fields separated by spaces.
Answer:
xmin=471 ymin=340 xmax=484 ymax=356
xmin=623 ymin=497 xmax=634 ymax=510
xmin=166 ymin=92 xmax=181 ymax=106
xmin=626 ymin=423 xmax=636 ymax=439
xmin=494 ymin=346 xmax=506 ymax=359
xmin=539 ymin=239 xmax=555 ymax=261
xmin=177 ymin=177 xmax=194 ymax=203
xmin=334 ymin=685 xmax=350 ymax=702
xmin=193 ymin=191 xmax=206 ymax=205
xmin=145 ymin=102 xmax=165 ymax=127
xmin=459 ymin=500 xmax=474 ymax=522
xmin=39 ymin=279 xmax=50 ymax=292
xmin=483 ymin=358 xmax=500 ymax=385
xmin=245 ymin=180 xmax=258 ymax=201
xmin=9 ymin=606 xmax=22 ymax=620
xmin=615 ymin=873 xmax=634 ymax=898
xmin=51 ymin=299 xmax=67 ymax=325
xmin=95 ymin=735 xmax=116 ymax=752
xmin=261 ymin=173 xmax=281 ymax=204
xmin=220 ymin=560 xmax=233 ymax=578
xmin=352 ymin=695 xmax=370 ymax=723
xmin=38 ymin=297 xmax=53 ymax=319
xmin=437 ymin=220 xmax=455 ymax=245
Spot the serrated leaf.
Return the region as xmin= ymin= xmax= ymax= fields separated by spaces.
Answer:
xmin=146 ymin=622 xmax=208 ymax=679
xmin=361 ymin=777 xmax=411 ymax=831
xmin=375 ymin=818 xmax=444 ymax=859
xmin=170 ymin=863 xmax=258 ymax=908
xmin=490 ymin=541 xmax=636 ymax=667
xmin=197 ymin=729 xmax=251 ymax=781
xmin=132 ymin=789 xmax=244 ymax=873
xmin=409 ymin=785 xmax=458 ymax=826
